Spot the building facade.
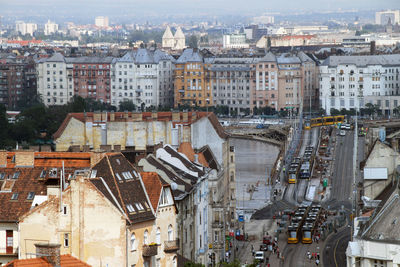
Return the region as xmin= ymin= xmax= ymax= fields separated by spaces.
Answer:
xmin=319 ymin=55 xmax=400 ymax=115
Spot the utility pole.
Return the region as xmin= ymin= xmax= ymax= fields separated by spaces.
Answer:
xmin=351 ymin=105 xmax=358 ymax=241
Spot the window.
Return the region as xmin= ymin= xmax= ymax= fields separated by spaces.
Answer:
xmin=63 ymin=205 xmax=67 ymax=215
xmin=116 ymin=173 xmax=122 ymax=181
xmin=156 ymin=228 xmax=161 ymax=244
xmin=122 ymin=171 xmax=133 ymax=180
xmin=131 ymin=233 xmax=136 ymax=251
xmin=135 ymin=203 xmax=144 ymax=211
xmin=11 ymin=193 xmax=19 ymax=200
xmin=64 ymin=233 xmax=69 ymax=247
xmin=12 ymin=172 xmax=20 ymax=179
xmin=27 ymin=192 xmax=35 ymax=200
xmin=0 ymin=173 xmax=5 ymax=180
xmin=168 ymin=225 xmax=173 ymax=241
xmin=126 ymin=204 xmax=135 ymax=213
xmin=143 ymin=230 xmax=149 ymax=245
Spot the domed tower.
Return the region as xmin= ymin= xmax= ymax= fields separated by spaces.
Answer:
xmin=173 ymin=27 xmax=186 ymax=50
xmin=162 ymin=26 xmax=174 ymax=49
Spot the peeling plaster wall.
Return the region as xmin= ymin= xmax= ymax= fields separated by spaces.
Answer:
xmin=55 ymin=118 xmax=85 ymax=151
xmin=19 ymin=179 xmax=126 ymax=266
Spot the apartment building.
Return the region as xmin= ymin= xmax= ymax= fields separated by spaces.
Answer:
xmin=298 ymin=51 xmax=319 ymax=112
xmin=71 ymin=56 xmax=113 ymax=104
xmin=112 ymin=49 xmax=174 ymax=109
xmin=0 ymin=55 xmax=36 ymax=109
xmin=222 ymin=33 xmax=249 ymax=49
xmin=319 ymin=55 xmax=400 ymax=115
xmin=15 ymin=21 xmax=37 ymax=36
xmin=277 ymin=54 xmax=303 ymax=111
xmin=375 ymin=10 xmax=400 ymax=25
xmin=174 ymin=49 xmax=212 ymax=108
xmin=251 ymin=52 xmax=279 ymax=111
xmin=36 ymin=53 xmax=74 ymax=105
xmin=207 ymin=56 xmax=254 ymax=114
xmin=44 ymin=20 xmax=58 ymax=35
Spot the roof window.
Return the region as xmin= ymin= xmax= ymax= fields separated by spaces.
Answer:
xmin=11 ymin=193 xmax=19 ymax=200
xmin=90 ymin=170 xmax=97 ymax=178
xmin=12 ymin=172 xmax=20 ymax=179
xmin=27 ymin=192 xmax=35 ymax=200
xmin=122 ymin=171 xmax=133 ymax=180
xmin=135 ymin=203 xmax=144 ymax=211
xmin=126 ymin=204 xmax=135 ymax=213
xmin=116 ymin=173 xmax=122 ymax=181
xmin=40 ymin=170 xmax=46 ymax=178
xmin=0 ymin=173 xmax=5 ymax=180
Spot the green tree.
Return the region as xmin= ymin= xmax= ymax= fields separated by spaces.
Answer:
xmin=184 ymin=262 xmax=205 ymax=267
xmin=187 ymin=35 xmax=198 ymax=49
xmin=220 ymin=259 xmax=241 ymax=267
xmin=118 ymin=100 xmax=136 ymax=111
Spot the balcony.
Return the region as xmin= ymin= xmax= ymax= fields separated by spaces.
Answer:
xmin=142 ymin=244 xmax=158 ymax=257
xmin=164 ymin=239 xmax=179 ymax=253
xmin=0 ymin=246 xmax=18 ymax=256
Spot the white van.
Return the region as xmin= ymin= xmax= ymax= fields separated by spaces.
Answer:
xmin=254 ymin=251 xmax=265 ymax=262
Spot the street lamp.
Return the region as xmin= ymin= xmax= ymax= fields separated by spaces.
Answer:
xmin=206 ymin=98 xmax=210 ymax=114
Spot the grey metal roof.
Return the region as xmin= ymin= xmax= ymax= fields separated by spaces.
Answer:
xmin=322 ymin=54 xmax=400 ymax=67
xmin=118 ymin=51 xmax=136 ymax=62
xmin=135 ymin=48 xmax=154 ymax=64
xmin=176 ymin=48 xmax=203 ymax=63
xmin=67 ymin=56 xmax=114 ymax=64
xmin=153 ymin=49 xmax=174 ymax=62
xmin=46 ymin=52 xmax=66 ymax=63
xmin=258 ymin=52 xmax=276 ymax=62
xmin=297 ymin=51 xmax=314 ymax=63
xmin=277 ymin=54 xmax=301 ymax=64
xmin=210 ymin=66 xmax=251 ymax=71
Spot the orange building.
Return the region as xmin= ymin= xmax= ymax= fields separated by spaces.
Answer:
xmin=174 ymin=49 xmax=212 ymax=108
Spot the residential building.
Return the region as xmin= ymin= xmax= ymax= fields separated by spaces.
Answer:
xmin=222 ymin=33 xmax=249 ymax=49
xmin=0 ymin=54 xmax=36 ymax=109
xmin=162 ymin=26 xmax=186 ymax=51
xmin=251 ymin=52 xmax=279 ymax=111
xmin=94 ymin=16 xmax=109 ymax=27
xmin=15 ymin=21 xmax=37 ymax=36
xmin=319 ymin=55 xmax=400 ymax=115
xmin=346 ymin=186 xmax=400 ymax=267
xmin=36 ymin=53 xmax=74 ymax=105
xmin=298 ymin=51 xmax=319 ymax=112
xmin=207 ymin=56 xmax=254 ymax=114
xmin=0 ymin=151 xmax=92 ymax=266
xmin=18 ymin=153 xmax=178 ymax=267
xmin=277 ymin=54 xmax=303 ymax=111
xmin=44 ymin=20 xmax=59 ymax=35
xmin=375 ymin=10 xmax=400 ymax=25
xmin=174 ymin=49 xmax=212 ymax=108
xmin=71 ymin=56 xmax=113 ymax=104
xmin=252 ymin=15 xmax=275 ymax=25
xmin=112 ymin=49 xmax=174 ymax=109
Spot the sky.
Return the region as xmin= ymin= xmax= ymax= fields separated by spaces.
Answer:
xmin=0 ymin=0 xmax=399 ymax=22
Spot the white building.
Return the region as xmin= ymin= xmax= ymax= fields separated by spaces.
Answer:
xmin=375 ymin=10 xmax=400 ymax=25
xmin=44 ymin=20 xmax=59 ymax=35
xmin=346 ymin=188 xmax=400 ymax=267
xmin=253 ymin=15 xmax=274 ymax=25
xmin=36 ymin=53 xmax=74 ymax=105
xmin=111 ymin=49 xmax=174 ymax=109
xmin=15 ymin=21 xmax=37 ymax=36
xmin=222 ymin=33 xmax=249 ymax=49
xmin=319 ymin=55 xmax=400 ymax=115
xmin=162 ymin=26 xmax=186 ymax=50
xmin=95 ymin=16 xmax=109 ymax=27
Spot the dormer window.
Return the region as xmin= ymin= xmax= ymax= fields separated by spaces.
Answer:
xmin=135 ymin=203 xmax=144 ymax=211
xmin=40 ymin=170 xmax=46 ymax=178
xmin=0 ymin=173 xmax=5 ymax=180
xmin=126 ymin=204 xmax=135 ymax=213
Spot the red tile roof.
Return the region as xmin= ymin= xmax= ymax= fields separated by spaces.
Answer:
xmin=4 ymin=254 xmax=91 ymax=267
xmin=141 ymin=172 xmax=163 ymax=210
xmin=178 ymin=142 xmax=195 ymax=162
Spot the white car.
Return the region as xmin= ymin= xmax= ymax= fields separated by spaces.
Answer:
xmin=340 ymin=130 xmax=346 ymax=136
xmin=254 ymin=251 xmax=265 ymax=262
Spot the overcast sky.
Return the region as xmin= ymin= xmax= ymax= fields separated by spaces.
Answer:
xmin=0 ymin=0 xmax=399 ymax=21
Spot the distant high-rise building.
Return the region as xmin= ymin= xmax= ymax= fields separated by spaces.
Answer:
xmin=44 ymin=20 xmax=58 ymax=35
xmin=222 ymin=33 xmax=249 ymax=49
xmin=253 ymin=15 xmax=275 ymax=25
xmin=15 ymin=21 xmax=37 ymax=36
xmin=375 ymin=10 xmax=400 ymax=25
xmin=95 ymin=16 xmax=109 ymax=27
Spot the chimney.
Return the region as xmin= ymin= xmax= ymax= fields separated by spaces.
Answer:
xmin=132 ymin=112 xmax=143 ymax=121
xmin=15 ymin=151 xmax=35 ymax=167
xmin=101 ymin=112 xmax=107 ymax=122
xmin=370 ymin=41 xmax=376 ymax=55
xmin=0 ymin=151 xmax=6 ymax=167
xmin=93 ymin=111 xmax=101 ymax=122
xmin=110 ymin=111 xmax=115 ymax=121
xmin=172 ymin=111 xmax=180 ymax=122
xmin=182 ymin=111 xmax=188 ymax=122
xmin=35 ymin=243 xmax=61 ymax=267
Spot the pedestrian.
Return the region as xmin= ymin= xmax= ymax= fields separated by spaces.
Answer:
xmin=307 ymin=250 xmax=311 ymax=260
xmin=274 ymin=236 xmax=278 ymax=243
xmin=316 ymin=258 xmax=320 ymax=266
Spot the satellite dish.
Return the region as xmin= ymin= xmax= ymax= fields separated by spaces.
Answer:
xmin=171 ymin=182 xmax=178 ymax=191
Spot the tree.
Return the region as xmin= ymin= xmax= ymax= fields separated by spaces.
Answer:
xmin=187 ymin=35 xmax=198 ymax=49
xmin=118 ymin=100 xmax=136 ymax=111
xmin=184 ymin=262 xmax=205 ymax=267
xmin=220 ymin=259 xmax=241 ymax=267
